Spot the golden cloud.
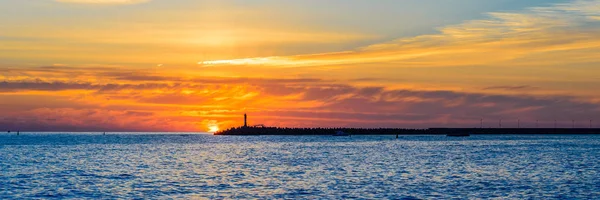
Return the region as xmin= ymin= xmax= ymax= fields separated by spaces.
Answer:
xmin=200 ymin=0 xmax=600 ymax=68
xmin=55 ymin=0 xmax=150 ymax=4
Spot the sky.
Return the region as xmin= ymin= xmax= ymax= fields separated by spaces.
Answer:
xmin=1 ymin=0 xmax=599 ymax=132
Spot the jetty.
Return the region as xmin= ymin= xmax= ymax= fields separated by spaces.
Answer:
xmin=215 ymin=127 xmax=600 ymax=136
xmin=214 ymin=114 xmax=600 ymax=136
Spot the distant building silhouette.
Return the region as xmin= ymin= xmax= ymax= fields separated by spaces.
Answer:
xmin=244 ymin=113 xmax=247 ymax=127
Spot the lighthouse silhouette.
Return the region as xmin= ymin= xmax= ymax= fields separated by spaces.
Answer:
xmin=244 ymin=113 xmax=247 ymax=127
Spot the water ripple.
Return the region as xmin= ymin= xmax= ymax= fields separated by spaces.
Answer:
xmin=1 ymin=134 xmax=600 ymax=198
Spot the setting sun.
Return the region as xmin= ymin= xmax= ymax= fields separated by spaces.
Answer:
xmin=208 ymin=125 xmax=220 ymax=133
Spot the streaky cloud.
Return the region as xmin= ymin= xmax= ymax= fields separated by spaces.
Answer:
xmin=55 ymin=0 xmax=150 ymax=5
xmin=200 ymin=0 xmax=600 ymax=68
xmin=483 ymin=85 xmax=539 ymax=91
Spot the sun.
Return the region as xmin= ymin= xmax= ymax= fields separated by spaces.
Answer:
xmin=208 ymin=125 xmax=220 ymax=133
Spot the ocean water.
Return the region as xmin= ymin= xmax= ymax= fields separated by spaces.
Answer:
xmin=1 ymin=133 xmax=600 ymax=199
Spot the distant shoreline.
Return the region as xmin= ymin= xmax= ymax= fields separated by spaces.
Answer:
xmin=215 ymin=127 xmax=600 ymax=135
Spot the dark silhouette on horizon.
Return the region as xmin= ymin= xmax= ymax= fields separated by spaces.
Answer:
xmin=215 ymin=126 xmax=600 ymax=136
xmin=215 ymin=114 xmax=600 ymax=136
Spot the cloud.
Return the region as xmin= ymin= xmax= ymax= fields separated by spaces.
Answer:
xmin=200 ymin=0 xmax=600 ymax=68
xmin=55 ymin=0 xmax=150 ymax=5
xmin=0 ymin=108 xmax=174 ymax=132
xmin=483 ymin=85 xmax=538 ymax=91
xmin=1 ymin=76 xmax=599 ymax=131
xmin=3 ymin=1 xmax=600 ymax=131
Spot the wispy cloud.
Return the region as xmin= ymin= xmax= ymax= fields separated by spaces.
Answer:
xmin=55 ymin=0 xmax=150 ymax=5
xmin=483 ymin=85 xmax=538 ymax=91
xmin=201 ymin=0 xmax=600 ymax=68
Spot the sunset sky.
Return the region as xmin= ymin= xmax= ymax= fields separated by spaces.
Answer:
xmin=1 ymin=0 xmax=600 ymax=132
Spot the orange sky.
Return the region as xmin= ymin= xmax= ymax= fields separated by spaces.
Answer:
xmin=1 ymin=0 xmax=600 ymax=132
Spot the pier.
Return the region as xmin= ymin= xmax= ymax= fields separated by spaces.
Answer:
xmin=215 ymin=114 xmax=600 ymax=136
xmin=215 ymin=127 xmax=600 ymax=136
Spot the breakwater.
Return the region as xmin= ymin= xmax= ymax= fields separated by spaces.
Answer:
xmin=214 ymin=127 xmax=600 ymax=135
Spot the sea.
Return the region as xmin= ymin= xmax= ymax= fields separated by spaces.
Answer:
xmin=1 ymin=133 xmax=600 ymax=199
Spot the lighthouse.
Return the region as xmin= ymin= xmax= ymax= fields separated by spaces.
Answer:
xmin=244 ymin=113 xmax=247 ymax=127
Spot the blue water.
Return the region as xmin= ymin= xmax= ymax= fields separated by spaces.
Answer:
xmin=1 ymin=133 xmax=600 ymax=199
